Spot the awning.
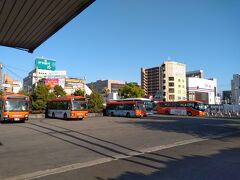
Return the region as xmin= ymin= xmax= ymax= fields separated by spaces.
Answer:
xmin=0 ymin=0 xmax=95 ymax=53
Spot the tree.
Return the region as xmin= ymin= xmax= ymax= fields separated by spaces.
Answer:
xmin=18 ymin=90 xmax=29 ymax=96
xmin=87 ymin=89 xmax=104 ymax=112
xmin=73 ymin=89 xmax=85 ymax=97
xmin=118 ymin=83 xmax=145 ymax=98
xmin=31 ymin=83 xmax=52 ymax=111
xmin=53 ymin=85 xmax=66 ymax=97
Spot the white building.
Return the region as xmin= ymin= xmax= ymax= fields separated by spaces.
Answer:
xmin=187 ymin=77 xmax=217 ymax=104
xmin=23 ymin=69 xmax=66 ymax=92
xmin=231 ymin=74 xmax=240 ymax=104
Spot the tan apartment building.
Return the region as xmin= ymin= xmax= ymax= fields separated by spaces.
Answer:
xmin=141 ymin=61 xmax=187 ymax=101
xmin=160 ymin=61 xmax=187 ymax=101
xmin=3 ymin=74 xmax=22 ymax=93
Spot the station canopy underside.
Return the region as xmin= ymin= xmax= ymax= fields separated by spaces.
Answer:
xmin=0 ymin=0 xmax=94 ymax=53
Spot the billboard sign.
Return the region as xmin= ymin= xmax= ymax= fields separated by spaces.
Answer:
xmin=35 ymin=58 xmax=56 ymax=70
xmin=47 ymin=71 xmax=66 ymax=79
xmin=2 ymin=83 xmax=11 ymax=88
xmin=45 ymin=78 xmax=59 ymax=88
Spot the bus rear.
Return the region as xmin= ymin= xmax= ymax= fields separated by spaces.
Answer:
xmin=0 ymin=94 xmax=29 ymax=123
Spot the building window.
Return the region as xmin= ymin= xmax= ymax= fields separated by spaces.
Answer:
xmin=169 ymin=82 xmax=174 ymax=87
xmin=178 ymin=85 xmax=181 ymax=88
xmin=178 ymin=96 xmax=181 ymax=100
xmin=163 ymin=86 xmax=166 ymax=90
xmin=163 ymin=80 xmax=166 ymax=84
xmin=169 ymin=95 xmax=175 ymax=100
xmin=182 ymin=85 xmax=185 ymax=88
xmin=178 ymin=90 xmax=181 ymax=94
xmin=178 ymin=79 xmax=181 ymax=82
xmin=169 ymin=77 xmax=174 ymax=81
xmin=169 ymin=88 xmax=174 ymax=93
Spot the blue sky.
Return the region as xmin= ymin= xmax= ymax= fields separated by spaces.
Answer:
xmin=1 ymin=0 xmax=240 ymax=92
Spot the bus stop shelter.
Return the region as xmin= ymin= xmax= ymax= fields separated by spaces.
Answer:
xmin=0 ymin=0 xmax=95 ymax=53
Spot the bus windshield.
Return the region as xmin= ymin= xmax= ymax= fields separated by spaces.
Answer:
xmin=72 ymin=101 xmax=88 ymax=110
xmin=136 ymin=103 xmax=146 ymax=111
xmin=4 ymin=100 xmax=28 ymax=112
xmin=194 ymin=103 xmax=206 ymax=111
xmin=144 ymin=101 xmax=153 ymax=111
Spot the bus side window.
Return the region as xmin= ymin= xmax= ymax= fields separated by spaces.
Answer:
xmin=63 ymin=101 xmax=68 ymax=110
xmin=187 ymin=102 xmax=194 ymax=108
xmin=67 ymin=102 xmax=71 ymax=110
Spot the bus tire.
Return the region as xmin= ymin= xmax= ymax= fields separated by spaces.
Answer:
xmin=63 ymin=113 xmax=67 ymax=120
xmin=111 ymin=112 xmax=114 ymax=117
xmin=187 ymin=111 xmax=192 ymax=116
xmin=52 ymin=112 xmax=55 ymax=118
xmin=126 ymin=112 xmax=130 ymax=118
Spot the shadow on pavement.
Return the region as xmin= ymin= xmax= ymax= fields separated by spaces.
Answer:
xmin=15 ymin=121 xmax=142 ymax=159
xmin=107 ymin=147 xmax=240 ymax=180
xmin=119 ymin=115 xmax=240 ymax=138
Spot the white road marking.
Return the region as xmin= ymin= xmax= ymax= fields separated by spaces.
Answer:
xmin=5 ymin=130 xmax=240 ymax=180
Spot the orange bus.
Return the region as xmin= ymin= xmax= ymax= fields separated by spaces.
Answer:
xmin=47 ymin=96 xmax=88 ymax=120
xmin=156 ymin=100 xmax=206 ymax=116
xmin=0 ymin=94 xmax=29 ymax=123
xmin=106 ymin=100 xmax=147 ymax=118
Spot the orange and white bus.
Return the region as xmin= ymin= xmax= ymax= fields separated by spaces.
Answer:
xmin=0 ymin=94 xmax=29 ymax=123
xmin=123 ymin=98 xmax=153 ymax=115
xmin=47 ymin=96 xmax=88 ymax=120
xmin=106 ymin=100 xmax=147 ymax=118
xmin=156 ymin=100 xmax=206 ymax=116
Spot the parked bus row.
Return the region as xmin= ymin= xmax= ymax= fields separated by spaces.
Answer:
xmin=105 ymin=99 xmax=206 ymax=117
xmin=0 ymin=93 xmax=208 ymax=123
xmin=0 ymin=94 xmax=88 ymax=123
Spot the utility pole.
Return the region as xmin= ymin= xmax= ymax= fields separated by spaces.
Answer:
xmin=0 ymin=64 xmax=2 ymax=91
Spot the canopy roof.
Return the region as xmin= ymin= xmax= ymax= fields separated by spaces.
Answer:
xmin=0 ymin=0 xmax=95 ymax=53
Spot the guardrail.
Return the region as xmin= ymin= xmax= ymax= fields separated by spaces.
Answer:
xmin=29 ymin=113 xmax=103 ymax=119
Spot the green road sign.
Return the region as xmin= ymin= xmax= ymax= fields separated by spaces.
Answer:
xmin=35 ymin=58 xmax=56 ymax=70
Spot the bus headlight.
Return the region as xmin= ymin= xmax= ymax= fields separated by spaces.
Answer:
xmin=71 ymin=113 xmax=75 ymax=116
xmin=3 ymin=115 xmax=8 ymax=120
xmin=25 ymin=115 xmax=28 ymax=118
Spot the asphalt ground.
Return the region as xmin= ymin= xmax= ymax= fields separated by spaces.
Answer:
xmin=0 ymin=115 xmax=239 ymax=180
xmin=38 ymin=133 xmax=240 ymax=180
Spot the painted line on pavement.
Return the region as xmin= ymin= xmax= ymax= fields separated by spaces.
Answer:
xmin=5 ymin=130 xmax=240 ymax=180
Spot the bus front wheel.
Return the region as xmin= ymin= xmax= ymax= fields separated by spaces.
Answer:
xmin=52 ymin=112 xmax=55 ymax=118
xmin=111 ymin=112 xmax=114 ymax=117
xmin=126 ymin=112 xmax=130 ymax=118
